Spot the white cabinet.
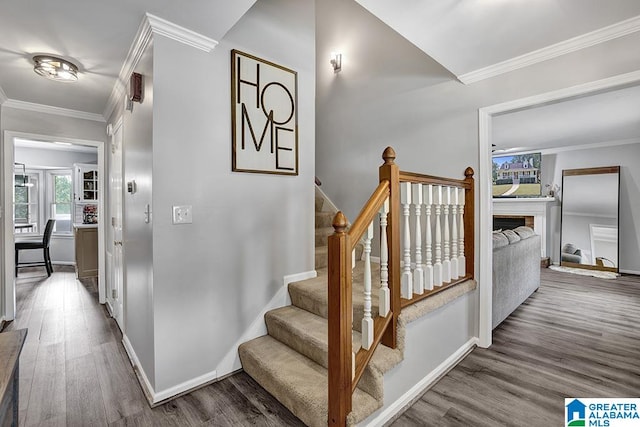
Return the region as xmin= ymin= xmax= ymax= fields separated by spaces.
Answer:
xmin=74 ymin=163 xmax=98 ymax=203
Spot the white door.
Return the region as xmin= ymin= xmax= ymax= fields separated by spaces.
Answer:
xmin=110 ymin=121 xmax=125 ymax=330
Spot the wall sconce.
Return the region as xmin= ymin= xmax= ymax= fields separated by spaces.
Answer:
xmin=330 ymin=52 xmax=342 ymax=73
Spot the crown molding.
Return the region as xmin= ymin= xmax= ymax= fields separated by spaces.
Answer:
xmin=146 ymin=13 xmax=218 ymax=53
xmin=0 ymin=85 xmax=7 ymax=104
xmin=459 ymin=14 xmax=640 ymax=85
xmin=103 ymin=13 xmax=218 ymax=119
xmin=3 ymin=99 xmax=105 ymax=122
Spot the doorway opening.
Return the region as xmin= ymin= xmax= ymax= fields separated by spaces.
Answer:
xmin=477 ymin=70 xmax=640 ymax=348
xmin=3 ymin=131 xmax=106 ymax=321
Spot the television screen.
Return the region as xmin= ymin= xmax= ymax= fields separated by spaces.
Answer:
xmin=492 ymin=153 xmax=541 ymax=197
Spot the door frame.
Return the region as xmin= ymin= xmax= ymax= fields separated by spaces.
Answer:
xmin=106 ymin=116 xmax=125 ymax=331
xmin=3 ymin=130 xmax=106 ymax=320
xmin=476 ymin=69 xmax=640 ymax=348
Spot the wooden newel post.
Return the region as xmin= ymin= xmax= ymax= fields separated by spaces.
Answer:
xmin=328 ymin=211 xmax=352 ymax=426
xmin=379 ymin=147 xmax=400 ymax=349
xmin=464 ymin=167 xmax=475 ymax=279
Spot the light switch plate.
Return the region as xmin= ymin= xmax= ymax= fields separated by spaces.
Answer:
xmin=172 ymin=205 xmax=192 ymax=224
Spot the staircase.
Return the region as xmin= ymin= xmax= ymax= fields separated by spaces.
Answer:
xmin=238 ymin=189 xmax=402 ymax=426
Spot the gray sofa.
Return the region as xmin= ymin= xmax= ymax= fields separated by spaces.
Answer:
xmin=492 ymin=226 xmax=541 ymax=329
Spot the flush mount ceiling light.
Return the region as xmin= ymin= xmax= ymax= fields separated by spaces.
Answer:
xmin=33 ymin=55 xmax=78 ymax=82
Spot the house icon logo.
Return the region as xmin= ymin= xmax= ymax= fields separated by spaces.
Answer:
xmin=566 ymin=399 xmax=586 ymax=426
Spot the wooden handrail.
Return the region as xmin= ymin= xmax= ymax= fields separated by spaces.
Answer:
xmin=399 ymin=171 xmax=472 ymax=189
xmin=347 ymin=180 xmax=390 ymax=246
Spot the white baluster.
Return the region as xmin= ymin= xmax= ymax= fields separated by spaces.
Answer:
xmin=412 ymin=183 xmax=424 ymax=294
xmin=458 ymin=187 xmax=466 ymax=277
xmin=433 ymin=185 xmax=443 ymax=286
xmin=400 ymin=182 xmax=413 ymax=299
xmin=362 ymin=222 xmax=374 ymax=350
xmin=451 ymin=187 xmax=459 ymax=280
xmin=379 ymin=199 xmax=390 ymax=316
xmin=442 ymin=187 xmax=451 ymax=283
xmin=423 ymin=184 xmax=434 ymax=291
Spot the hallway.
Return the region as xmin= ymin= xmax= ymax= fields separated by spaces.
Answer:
xmin=4 ymin=268 xmax=302 ymax=426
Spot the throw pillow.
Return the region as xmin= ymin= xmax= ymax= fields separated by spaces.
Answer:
xmin=492 ymin=232 xmax=509 ymax=249
xmin=503 ymin=229 xmax=521 ymax=243
xmin=514 ymin=226 xmax=535 ymax=239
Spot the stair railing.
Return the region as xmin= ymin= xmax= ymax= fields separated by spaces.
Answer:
xmin=327 ymin=147 xmax=474 ymax=426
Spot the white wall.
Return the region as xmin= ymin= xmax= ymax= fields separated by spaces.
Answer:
xmin=116 ymin=0 xmax=315 ymax=396
xmin=123 ymin=42 xmax=156 ymax=388
xmin=541 ymin=143 xmax=640 ymax=273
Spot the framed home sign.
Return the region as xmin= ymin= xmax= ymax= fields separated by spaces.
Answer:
xmin=231 ymin=49 xmax=298 ymax=175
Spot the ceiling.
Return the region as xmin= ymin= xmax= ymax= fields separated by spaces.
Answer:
xmin=492 ymin=84 xmax=640 ymax=153
xmin=0 ymin=0 xmax=255 ymax=118
xmin=1 ymin=0 xmax=639 ymax=150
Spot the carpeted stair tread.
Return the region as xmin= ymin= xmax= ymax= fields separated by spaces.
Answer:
xmin=239 ymin=335 xmax=380 ymax=427
xmin=315 ymin=196 xmax=324 ymax=212
xmin=289 ymin=262 xmax=382 ymax=331
xmin=265 ymin=305 xmax=403 ymax=401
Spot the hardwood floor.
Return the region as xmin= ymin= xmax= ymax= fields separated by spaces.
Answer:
xmin=390 ymin=268 xmax=640 ymax=426
xmin=5 ymin=267 xmax=639 ymax=426
xmin=3 ymin=267 xmax=303 ymax=426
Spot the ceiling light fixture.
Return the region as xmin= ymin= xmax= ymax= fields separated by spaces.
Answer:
xmin=33 ymin=55 xmax=78 ymax=82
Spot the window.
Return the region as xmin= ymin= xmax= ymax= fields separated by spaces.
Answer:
xmin=49 ymin=171 xmax=72 ymax=234
xmin=13 ymin=171 xmax=40 ymax=234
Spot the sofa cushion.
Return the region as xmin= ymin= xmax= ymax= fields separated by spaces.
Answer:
xmin=514 ymin=226 xmax=535 ymax=239
xmin=492 ymin=232 xmax=509 ymax=249
xmin=503 ymin=229 xmax=521 ymax=244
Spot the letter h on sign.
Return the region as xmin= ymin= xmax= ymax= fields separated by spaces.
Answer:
xmin=231 ymin=50 xmax=298 ymax=175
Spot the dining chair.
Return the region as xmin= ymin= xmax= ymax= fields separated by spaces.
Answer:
xmin=15 ymin=219 xmax=56 ymax=277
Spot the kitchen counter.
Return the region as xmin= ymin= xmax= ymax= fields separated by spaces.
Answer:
xmin=73 ymin=223 xmax=98 ymax=229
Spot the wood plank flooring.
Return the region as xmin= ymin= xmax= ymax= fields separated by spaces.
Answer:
xmin=4 ymin=266 xmax=639 ymax=426
xmin=390 ymin=268 xmax=640 ymax=426
xmin=3 ymin=267 xmax=303 ymax=426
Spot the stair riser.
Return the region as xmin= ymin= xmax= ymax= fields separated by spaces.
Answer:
xmin=315 ymin=196 xmax=324 ymax=213
xmin=315 ymin=227 xmax=334 ymax=247
xmin=315 ymin=250 xmax=327 ymax=269
xmin=315 ymin=211 xmax=334 ymax=228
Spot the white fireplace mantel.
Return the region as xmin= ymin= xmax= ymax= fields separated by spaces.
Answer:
xmin=493 ymin=197 xmax=555 ymax=257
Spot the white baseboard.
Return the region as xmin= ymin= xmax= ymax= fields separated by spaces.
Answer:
xmin=53 ymin=261 xmax=75 ymax=266
xmin=215 ymin=269 xmax=317 ymax=377
xmin=154 ymin=368 xmax=218 ymax=403
xmin=122 ymin=334 xmax=218 ymax=404
xmin=363 ymin=337 xmax=479 ymax=427
xmin=122 ymin=334 xmax=156 ymax=403
xmin=620 ymin=269 xmax=640 ymax=276
xmin=105 ymin=300 xmax=114 ymax=317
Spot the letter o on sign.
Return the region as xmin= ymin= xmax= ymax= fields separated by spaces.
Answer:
xmin=261 ymin=82 xmax=295 ymax=125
